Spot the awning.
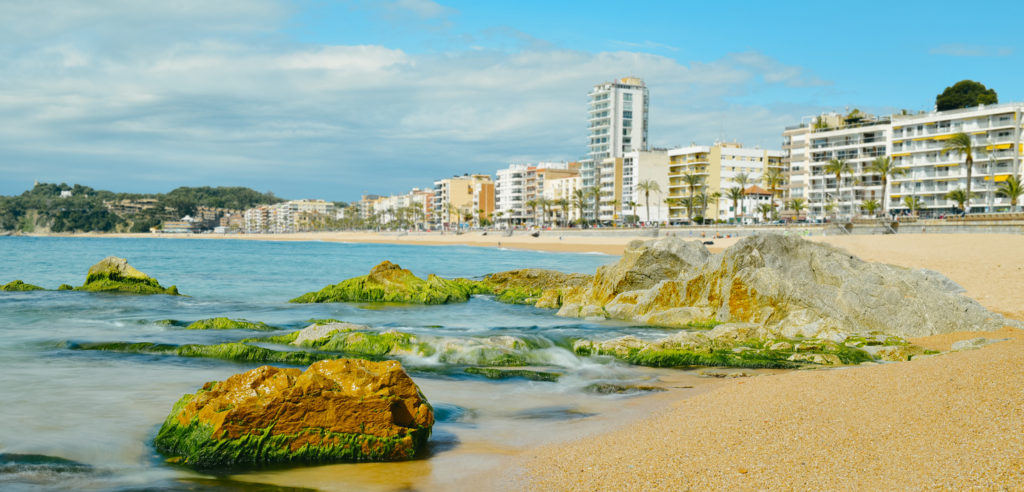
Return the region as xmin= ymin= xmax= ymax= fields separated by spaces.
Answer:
xmin=984 ymin=175 xmax=1011 ymax=182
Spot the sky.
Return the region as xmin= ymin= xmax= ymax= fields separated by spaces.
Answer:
xmin=1 ymin=0 xmax=1022 ymax=201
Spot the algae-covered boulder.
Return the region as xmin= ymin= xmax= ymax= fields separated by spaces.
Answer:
xmin=589 ymin=237 xmax=709 ymax=304
xmin=1 ymin=280 xmax=45 ymax=291
xmin=481 ymin=269 xmax=592 ymax=307
xmin=291 ymin=261 xmax=481 ymax=304
xmin=75 ymin=256 xmax=180 ymax=295
xmin=154 ymin=359 xmax=433 ymax=468
xmin=185 ymin=318 xmax=277 ymax=331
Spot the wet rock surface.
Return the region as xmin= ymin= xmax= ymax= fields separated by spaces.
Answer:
xmin=154 ymin=359 xmax=433 ymax=468
xmin=75 ymin=256 xmax=180 ymax=295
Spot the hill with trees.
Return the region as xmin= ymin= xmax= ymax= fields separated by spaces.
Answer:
xmin=0 ymin=183 xmax=283 ymax=233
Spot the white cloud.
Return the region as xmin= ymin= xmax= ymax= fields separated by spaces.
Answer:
xmin=0 ymin=2 xmax=830 ymax=199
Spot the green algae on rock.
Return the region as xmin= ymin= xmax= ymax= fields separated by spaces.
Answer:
xmin=153 ymin=359 xmax=434 ymax=468
xmin=74 ymin=256 xmax=181 ymax=295
xmin=57 ymin=284 xmax=74 ymax=291
xmin=290 ymin=261 xmax=483 ymax=304
xmin=1 ymin=280 xmax=45 ymax=291
xmin=185 ymin=318 xmax=277 ymax=331
xmin=70 ymin=341 xmax=332 ymax=366
xmin=464 ymin=366 xmax=561 ymax=382
xmin=479 ymin=269 xmax=593 ymax=307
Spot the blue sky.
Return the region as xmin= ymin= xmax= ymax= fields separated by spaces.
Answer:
xmin=1 ymin=0 xmax=1021 ymax=201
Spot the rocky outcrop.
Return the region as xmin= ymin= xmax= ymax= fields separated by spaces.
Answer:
xmin=480 ymin=269 xmax=592 ymax=307
xmin=557 ymin=234 xmax=1015 ymax=339
xmin=154 ymin=359 xmax=433 ymax=467
xmin=1 ymin=280 xmax=45 ymax=291
xmin=75 ymin=256 xmax=180 ymax=295
xmin=290 ymin=261 xmax=482 ymax=305
xmin=185 ymin=318 xmax=277 ymax=331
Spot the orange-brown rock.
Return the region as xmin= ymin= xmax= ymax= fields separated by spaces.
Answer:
xmin=154 ymin=359 xmax=433 ymax=467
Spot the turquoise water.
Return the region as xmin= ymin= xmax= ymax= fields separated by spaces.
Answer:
xmin=0 ymin=237 xmax=684 ymax=491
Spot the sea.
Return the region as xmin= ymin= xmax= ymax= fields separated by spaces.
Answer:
xmin=0 ymin=236 xmax=706 ymax=491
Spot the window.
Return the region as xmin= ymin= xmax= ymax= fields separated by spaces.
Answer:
xmin=624 ymin=93 xmax=632 ymax=101
xmin=623 ymin=111 xmax=632 ymax=119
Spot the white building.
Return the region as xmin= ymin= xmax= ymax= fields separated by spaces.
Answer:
xmin=667 ymin=142 xmax=785 ymax=223
xmin=494 ymin=162 xmax=578 ymax=226
xmin=596 ymin=150 xmax=670 ymax=224
xmin=543 ymin=175 xmax=583 ymax=224
xmin=583 ymin=77 xmax=649 ymax=218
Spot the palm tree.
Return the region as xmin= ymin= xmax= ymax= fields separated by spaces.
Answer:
xmin=680 ymin=173 xmax=702 ymax=222
xmin=996 ymin=175 xmax=1023 ymax=212
xmin=941 ymin=132 xmax=976 ymax=213
xmin=700 ymin=191 xmax=721 ymax=223
xmin=524 ymin=199 xmax=538 ymax=227
xmin=763 ymin=169 xmax=784 ymax=213
xmin=572 ymin=189 xmax=586 ymax=226
xmin=726 ymin=186 xmax=744 ymax=224
xmin=733 ymin=172 xmax=751 ymax=223
xmin=945 ymin=188 xmax=976 ymax=213
xmin=861 ymin=199 xmax=881 ymax=217
xmin=679 ymin=197 xmax=697 ymax=222
xmin=636 ymin=179 xmax=661 ymax=226
xmin=556 ymin=198 xmax=570 ymax=227
xmin=903 ymin=196 xmax=923 ymax=216
xmin=587 ymin=186 xmax=601 ymax=224
xmin=867 ymin=156 xmax=906 ymax=217
xmin=823 ymin=159 xmax=852 ymax=218
xmin=536 ymin=197 xmax=551 ymax=228
xmin=757 ymin=203 xmax=773 ymax=222
xmin=788 ymin=198 xmax=807 ymax=219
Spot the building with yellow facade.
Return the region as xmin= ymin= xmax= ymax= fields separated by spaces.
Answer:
xmin=667 ymin=142 xmax=785 ymax=223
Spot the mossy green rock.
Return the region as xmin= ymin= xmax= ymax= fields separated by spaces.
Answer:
xmin=480 ymin=269 xmax=592 ymax=307
xmin=74 ymin=256 xmax=181 ymax=295
xmin=154 ymin=359 xmax=434 ymax=468
xmin=186 ymin=318 xmax=277 ymax=331
xmin=290 ymin=261 xmax=484 ymax=304
xmin=1 ymin=280 xmax=45 ymax=291
xmin=464 ymin=366 xmax=561 ymax=382
xmin=71 ymin=341 xmax=333 ymax=366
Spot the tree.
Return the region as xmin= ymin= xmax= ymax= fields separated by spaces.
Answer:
xmin=637 ymin=180 xmax=661 ymax=226
xmin=903 ymin=196 xmax=923 ymax=216
xmin=680 ymin=173 xmax=702 ymax=222
xmin=996 ymin=175 xmax=1023 ymax=212
xmin=868 ymin=156 xmax=906 ymax=217
xmin=733 ymin=172 xmax=751 ymax=221
xmin=757 ymin=203 xmax=773 ymax=222
xmin=525 ymin=199 xmax=538 ymax=227
xmin=572 ymin=189 xmax=586 ymax=226
xmin=726 ymin=186 xmax=744 ymax=223
xmin=935 ymin=80 xmax=998 ymax=111
xmin=587 ymin=186 xmax=601 ymax=224
xmin=941 ymin=132 xmax=977 ymax=213
xmin=788 ymin=198 xmax=807 ymax=218
xmin=861 ymin=199 xmax=881 ymax=217
xmin=762 ymin=169 xmax=784 ymax=213
xmin=945 ymin=188 xmax=976 ymax=213
xmin=556 ymin=198 xmax=570 ymax=227
xmin=823 ymin=159 xmax=852 ymax=218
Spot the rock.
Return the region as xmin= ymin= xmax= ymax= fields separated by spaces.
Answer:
xmin=556 ymin=234 xmax=1016 ymax=338
xmin=291 ymin=321 xmax=371 ymax=346
xmin=951 ymin=337 xmax=990 ymax=351
xmin=698 ymin=369 xmax=756 ymax=378
xmin=57 ymin=284 xmax=73 ymax=291
xmin=874 ymin=344 xmax=928 ymax=362
xmin=463 ymin=366 xmax=561 ymax=382
xmin=589 ymin=237 xmax=710 ymax=304
xmin=1 ymin=280 xmax=45 ymax=291
xmin=481 ymin=269 xmax=591 ymax=307
xmin=185 ymin=318 xmax=277 ymax=331
xmin=290 ymin=261 xmax=482 ymax=305
xmin=769 ymin=341 xmax=793 ymax=351
xmin=154 ymin=359 xmax=433 ymax=467
xmin=71 ymin=341 xmax=334 ymax=366
xmin=75 ymin=256 xmax=180 ymax=295
xmin=787 ymin=353 xmax=843 ymax=365
xmin=583 ymin=383 xmax=666 ymax=394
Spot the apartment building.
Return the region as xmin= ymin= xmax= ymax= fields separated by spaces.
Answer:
xmin=667 ymin=142 xmax=785 ymax=223
xmin=889 ymin=103 xmax=1023 ymax=215
xmin=583 ymin=77 xmax=650 ymax=214
xmin=783 ymin=104 xmax=1024 ymax=219
xmin=543 ymin=175 xmax=583 ymax=224
xmin=495 ymin=162 xmax=578 ymax=226
xmin=595 ymin=150 xmax=669 ymax=223
xmin=243 ymin=200 xmax=335 ymax=233
xmin=432 ymin=174 xmax=493 ymax=229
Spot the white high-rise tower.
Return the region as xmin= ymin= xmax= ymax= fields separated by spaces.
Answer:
xmin=583 ymin=77 xmax=649 ymax=208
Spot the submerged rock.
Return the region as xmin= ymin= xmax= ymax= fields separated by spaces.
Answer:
xmin=1 ymin=280 xmax=45 ymax=291
xmin=185 ymin=318 xmax=277 ymax=331
xmin=154 ymin=359 xmax=434 ymax=467
xmin=75 ymin=256 xmax=180 ymax=295
xmin=290 ymin=261 xmax=482 ymax=305
xmin=70 ymin=341 xmax=333 ymax=366
xmin=464 ymin=366 xmax=561 ymax=382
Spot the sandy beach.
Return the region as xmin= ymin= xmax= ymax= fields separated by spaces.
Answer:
xmin=40 ymin=229 xmax=1024 ymax=489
